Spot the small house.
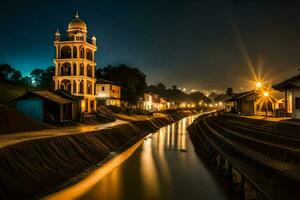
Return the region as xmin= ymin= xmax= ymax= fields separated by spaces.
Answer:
xmin=273 ymin=73 xmax=300 ymax=119
xmin=225 ymin=90 xmax=277 ymax=116
xmin=95 ymin=79 xmax=121 ymax=107
xmin=13 ymin=90 xmax=77 ymax=122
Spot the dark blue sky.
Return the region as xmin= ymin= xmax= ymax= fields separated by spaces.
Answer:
xmin=1 ymin=0 xmax=300 ymax=92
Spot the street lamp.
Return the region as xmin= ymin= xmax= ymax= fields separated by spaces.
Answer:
xmin=256 ymin=81 xmax=262 ymax=89
xmin=263 ymin=91 xmax=269 ymax=118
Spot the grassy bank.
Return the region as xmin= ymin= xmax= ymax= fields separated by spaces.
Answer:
xmin=0 ymin=109 xmax=197 ymax=199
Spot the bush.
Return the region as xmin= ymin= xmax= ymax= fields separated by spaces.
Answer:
xmin=108 ymin=105 xmax=122 ymax=113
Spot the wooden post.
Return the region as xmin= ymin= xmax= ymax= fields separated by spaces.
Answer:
xmin=265 ymin=98 xmax=268 ymax=118
xmin=252 ymin=93 xmax=255 ymax=116
xmin=285 ymin=89 xmax=288 ymax=117
xmin=60 ymin=104 xmax=63 ymax=121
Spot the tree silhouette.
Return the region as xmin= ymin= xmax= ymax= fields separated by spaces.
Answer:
xmin=96 ymin=64 xmax=146 ymax=105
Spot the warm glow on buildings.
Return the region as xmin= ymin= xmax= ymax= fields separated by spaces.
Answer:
xmin=138 ymin=93 xmax=174 ymax=111
xmin=53 ymin=12 xmax=97 ymax=113
xmin=95 ymin=79 xmax=121 ymax=107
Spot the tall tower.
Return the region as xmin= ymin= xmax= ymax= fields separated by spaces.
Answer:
xmin=53 ymin=12 xmax=97 ymax=113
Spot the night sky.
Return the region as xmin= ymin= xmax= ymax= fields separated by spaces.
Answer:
xmin=1 ymin=0 xmax=300 ymax=92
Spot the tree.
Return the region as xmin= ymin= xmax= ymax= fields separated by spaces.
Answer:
xmin=189 ymin=91 xmax=212 ymax=104
xmin=30 ymin=69 xmax=44 ymax=87
xmin=20 ymin=76 xmax=33 ymax=87
xmin=0 ymin=64 xmax=15 ymax=81
xmin=40 ymin=66 xmax=55 ymax=90
xmin=30 ymin=66 xmax=54 ymax=90
xmin=96 ymin=64 xmax=147 ymax=105
xmin=10 ymin=70 xmax=22 ymax=83
xmin=226 ymin=87 xmax=234 ymax=96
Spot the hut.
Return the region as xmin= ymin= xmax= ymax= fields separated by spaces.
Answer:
xmin=273 ymin=73 xmax=300 ymax=118
xmin=13 ymin=90 xmax=77 ymax=122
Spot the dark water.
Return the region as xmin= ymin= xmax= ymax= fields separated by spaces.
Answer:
xmin=78 ymin=116 xmax=227 ymax=200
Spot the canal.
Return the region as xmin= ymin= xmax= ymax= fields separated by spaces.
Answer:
xmin=56 ymin=115 xmax=228 ymax=200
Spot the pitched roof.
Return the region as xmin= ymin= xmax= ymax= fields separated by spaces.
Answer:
xmin=29 ymin=90 xmax=75 ymax=104
xmin=55 ymin=89 xmax=83 ymax=101
xmin=224 ymin=91 xmax=255 ymax=102
xmin=96 ymin=79 xmax=120 ymax=86
xmin=273 ymin=74 xmax=300 ymax=91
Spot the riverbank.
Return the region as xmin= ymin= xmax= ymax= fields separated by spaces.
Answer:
xmin=0 ymin=109 xmax=198 ymax=199
xmin=187 ymin=112 xmax=300 ymax=200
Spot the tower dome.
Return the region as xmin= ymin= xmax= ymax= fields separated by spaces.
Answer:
xmin=68 ymin=12 xmax=87 ymax=30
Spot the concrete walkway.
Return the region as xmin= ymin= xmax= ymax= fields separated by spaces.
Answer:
xmin=242 ymin=115 xmax=300 ymax=126
xmin=0 ymin=120 xmax=128 ymax=148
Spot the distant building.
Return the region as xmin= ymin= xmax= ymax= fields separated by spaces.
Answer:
xmin=95 ymin=79 xmax=121 ymax=107
xmin=53 ymin=12 xmax=97 ymax=113
xmin=273 ymin=73 xmax=300 ymax=119
xmin=138 ymin=93 xmax=174 ymax=111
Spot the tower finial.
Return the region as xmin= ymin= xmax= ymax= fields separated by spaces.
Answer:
xmin=55 ymin=28 xmax=60 ymax=34
xmin=75 ymin=11 xmax=79 ymax=18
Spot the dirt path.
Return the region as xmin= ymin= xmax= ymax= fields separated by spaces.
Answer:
xmin=0 ymin=120 xmax=128 ymax=148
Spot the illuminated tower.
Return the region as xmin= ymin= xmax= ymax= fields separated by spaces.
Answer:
xmin=53 ymin=12 xmax=97 ymax=113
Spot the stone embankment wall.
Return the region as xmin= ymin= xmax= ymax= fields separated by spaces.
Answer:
xmin=0 ymin=110 xmax=196 ymax=199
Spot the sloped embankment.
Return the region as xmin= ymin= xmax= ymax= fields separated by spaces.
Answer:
xmin=0 ymin=104 xmax=50 ymax=134
xmin=0 ymin=110 xmax=195 ymax=199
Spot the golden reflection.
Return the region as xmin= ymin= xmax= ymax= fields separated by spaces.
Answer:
xmin=44 ymin=139 xmax=144 ymax=200
xmin=171 ymin=123 xmax=175 ymax=146
xmin=166 ymin=125 xmax=170 ymax=147
xmin=140 ymin=139 xmax=160 ymax=199
xmin=155 ymin=127 xmax=172 ymax=193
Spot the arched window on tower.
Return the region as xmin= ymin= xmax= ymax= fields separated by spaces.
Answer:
xmin=73 ymin=80 xmax=77 ymax=93
xmin=73 ymin=63 xmax=77 ymax=75
xmin=87 ymin=65 xmax=92 ymax=77
xmin=80 ymin=48 xmax=84 ymax=59
xmin=86 ymin=49 xmax=93 ymax=61
xmin=61 ymin=79 xmax=71 ymax=93
xmin=79 ymin=80 xmax=84 ymax=94
xmin=60 ymin=84 xmax=65 ymax=90
xmin=87 ymin=81 xmax=92 ymax=94
xmin=73 ymin=46 xmax=77 ymax=58
xmin=61 ymin=63 xmax=71 ymax=76
xmin=61 ymin=46 xmax=71 ymax=59
xmin=80 ymin=63 xmax=84 ymax=76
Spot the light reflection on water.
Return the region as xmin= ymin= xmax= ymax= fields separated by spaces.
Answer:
xmin=77 ymin=115 xmax=227 ymax=200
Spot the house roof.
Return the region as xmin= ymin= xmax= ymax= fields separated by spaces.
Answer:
xmin=224 ymin=91 xmax=255 ymax=102
xmin=96 ymin=79 xmax=120 ymax=86
xmin=55 ymin=89 xmax=83 ymax=101
xmin=272 ymin=74 xmax=300 ymax=91
xmin=28 ymin=90 xmax=75 ymax=104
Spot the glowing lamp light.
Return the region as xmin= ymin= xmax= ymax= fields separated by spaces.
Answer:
xmin=263 ymin=91 xmax=269 ymax=97
xmin=256 ymin=81 xmax=262 ymax=88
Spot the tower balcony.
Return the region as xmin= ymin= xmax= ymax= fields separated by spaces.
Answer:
xmin=54 ymin=58 xmax=96 ymax=65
